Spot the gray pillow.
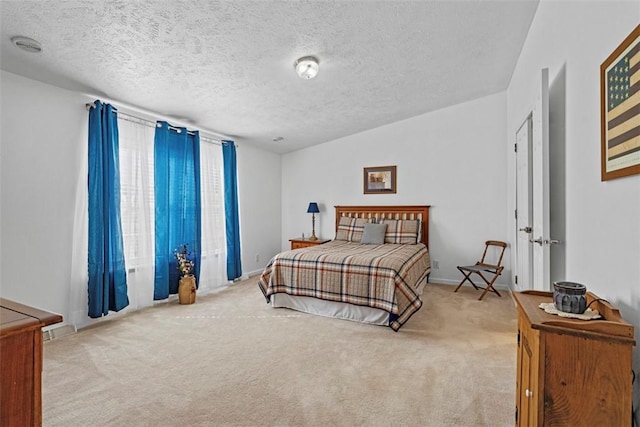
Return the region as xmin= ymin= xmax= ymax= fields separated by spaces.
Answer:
xmin=360 ymin=223 xmax=387 ymax=245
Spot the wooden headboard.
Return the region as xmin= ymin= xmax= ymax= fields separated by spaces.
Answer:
xmin=334 ymin=205 xmax=430 ymax=248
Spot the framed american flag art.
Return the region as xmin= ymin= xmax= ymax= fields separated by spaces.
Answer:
xmin=601 ymin=25 xmax=640 ymax=181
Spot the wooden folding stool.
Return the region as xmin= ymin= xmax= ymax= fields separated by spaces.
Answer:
xmin=454 ymin=240 xmax=507 ymax=300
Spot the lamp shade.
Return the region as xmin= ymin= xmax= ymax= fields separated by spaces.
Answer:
xmin=307 ymin=202 xmax=320 ymax=213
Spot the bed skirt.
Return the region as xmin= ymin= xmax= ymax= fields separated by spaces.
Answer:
xmin=270 ymin=277 xmax=428 ymax=328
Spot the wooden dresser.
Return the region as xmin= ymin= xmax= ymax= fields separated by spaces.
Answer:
xmin=0 ymin=298 xmax=63 ymax=427
xmin=513 ymin=290 xmax=635 ymax=426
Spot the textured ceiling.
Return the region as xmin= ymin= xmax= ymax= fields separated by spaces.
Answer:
xmin=0 ymin=0 xmax=539 ymax=153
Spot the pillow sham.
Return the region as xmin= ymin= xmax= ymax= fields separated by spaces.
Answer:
xmin=360 ymin=223 xmax=388 ymax=245
xmin=380 ymin=219 xmax=420 ymax=244
xmin=335 ymin=217 xmax=369 ymax=242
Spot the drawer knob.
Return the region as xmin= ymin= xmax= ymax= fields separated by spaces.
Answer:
xmin=525 ymin=389 xmax=533 ymax=398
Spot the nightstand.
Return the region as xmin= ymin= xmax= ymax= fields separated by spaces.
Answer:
xmin=289 ymin=238 xmax=330 ymax=250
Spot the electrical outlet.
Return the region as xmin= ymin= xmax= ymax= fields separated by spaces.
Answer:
xmin=432 ymin=260 xmax=440 ymax=269
xmin=255 ymin=254 xmax=260 ymax=263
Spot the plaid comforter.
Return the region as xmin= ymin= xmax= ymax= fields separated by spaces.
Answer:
xmin=257 ymin=240 xmax=431 ymax=331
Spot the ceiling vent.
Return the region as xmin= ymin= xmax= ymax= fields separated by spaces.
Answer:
xmin=11 ymin=36 xmax=42 ymax=53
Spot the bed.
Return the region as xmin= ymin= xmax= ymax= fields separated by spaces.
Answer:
xmin=258 ymin=205 xmax=431 ymax=331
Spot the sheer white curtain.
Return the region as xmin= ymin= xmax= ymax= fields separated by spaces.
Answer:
xmin=118 ymin=117 xmax=155 ymax=310
xmin=199 ymin=140 xmax=228 ymax=292
xmin=68 ymin=122 xmax=90 ymax=328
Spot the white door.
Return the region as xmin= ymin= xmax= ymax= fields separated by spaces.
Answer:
xmin=531 ymin=68 xmax=550 ymax=291
xmin=515 ymin=115 xmax=533 ymax=291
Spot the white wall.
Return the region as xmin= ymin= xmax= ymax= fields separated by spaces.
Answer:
xmin=0 ymin=70 xmax=282 ymax=322
xmin=1 ymin=71 xmax=86 ymax=318
xmin=506 ymin=0 xmax=640 ymax=413
xmin=237 ymin=144 xmax=282 ymax=276
xmin=282 ymin=92 xmax=509 ymax=285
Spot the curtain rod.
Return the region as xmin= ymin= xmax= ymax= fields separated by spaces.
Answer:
xmin=85 ymin=102 xmax=231 ymax=146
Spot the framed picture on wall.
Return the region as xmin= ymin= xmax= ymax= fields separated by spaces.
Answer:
xmin=363 ymin=165 xmax=396 ymax=194
xmin=600 ymin=24 xmax=640 ymax=181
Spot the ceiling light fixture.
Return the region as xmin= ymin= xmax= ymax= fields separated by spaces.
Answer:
xmin=11 ymin=36 xmax=42 ymax=53
xmin=294 ymin=56 xmax=319 ymax=79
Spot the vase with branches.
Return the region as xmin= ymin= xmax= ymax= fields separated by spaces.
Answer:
xmin=174 ymin=244 xmax=196 ymax=304
xmin=174 ymin=244 xmax=194 ymax=277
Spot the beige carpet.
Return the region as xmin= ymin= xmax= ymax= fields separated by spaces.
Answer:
xmin=42 ymin=280 xmax=517 ymax=427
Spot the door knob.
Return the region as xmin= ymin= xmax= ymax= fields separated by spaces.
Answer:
xmin=519 ymin=226 xmax=532 ymax=234
xmin=530 ymin=237 xmax=543 ymax=245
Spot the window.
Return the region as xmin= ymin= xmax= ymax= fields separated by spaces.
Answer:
xmin=199 ymin=140 xmax=227 ymax=289
xmin=118 ymin=117 xmax=155 ymax=271
xmin=118 ymin=116 xmax=227 ymax=304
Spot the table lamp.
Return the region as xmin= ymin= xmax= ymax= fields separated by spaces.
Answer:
xmin=307 ymin=202 xmax=320 ymax=240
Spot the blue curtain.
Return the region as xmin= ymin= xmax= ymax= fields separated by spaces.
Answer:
xmin=87 ymin=100 xmax=129 ymax=318
xmin=154 ymin=122 xmax=202 ymax=300
xmin=222 ymin=140 xmax=242 ymax=280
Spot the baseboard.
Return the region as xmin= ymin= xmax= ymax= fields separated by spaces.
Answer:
xmin=244 ymin=269 xmax=263 ymax=278
xmin=42 ymin=324 xmax=77 ymax=342
xmin=428 ymin=277 xmax=510 ymax=291
xmin=244 ymin=272 xmax=510 ymax=289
